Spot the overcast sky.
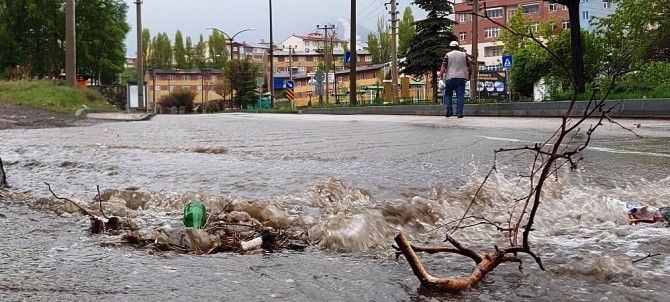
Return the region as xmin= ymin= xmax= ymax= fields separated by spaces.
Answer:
xmin=123 ymin=0 xmax=426 ymax=56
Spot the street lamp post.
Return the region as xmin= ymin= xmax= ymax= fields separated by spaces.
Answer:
xmin=205 ymin=27 xmax=255 ymax=108
xmin=205 ymin=27 xmax=256 ymax=61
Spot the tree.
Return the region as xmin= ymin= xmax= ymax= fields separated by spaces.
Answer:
xmin=185 ymin=36 xmax=196 ymax=69
xmin=398 ymin=6 xmax=417 ymax=57
xmin=595 ymin=0 xmax=670 ymax=63
xmin=0 ymin=0 xmax=129 ymax=83
xmin=150 ymin=33 xmax=173 ymax=69
xmin=173 ymin=30 xmax=188 ymax=69
xmin=142 ymin=28 xmax=151 ymax=68
xmin=223 ymin=58 xmax=260 ymax=109
xmin=400 ymin=0 xmax=457 ymax=103
xmin=208 ymin=31 xmax=228 ymax=69
xmin=193 ymin=35 xmax=207 ymax=68
xmin=396 ymin=3 xmax=637 ymax=292
xmin=550 ymin=0 xmax=586 ymax=93
xmin=366 ymin=17 xmax=391 ymax=64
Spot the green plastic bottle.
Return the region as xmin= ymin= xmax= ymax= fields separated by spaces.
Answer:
xmin=183 ymin=200 xmax=208 ymax=229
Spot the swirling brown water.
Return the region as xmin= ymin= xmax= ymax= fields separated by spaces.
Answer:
xmin=1 ymin=114 xmax=669 ymax=301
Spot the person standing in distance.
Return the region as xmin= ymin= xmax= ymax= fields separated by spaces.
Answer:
xmin=440 ymin=41 xmax=474 ymax=118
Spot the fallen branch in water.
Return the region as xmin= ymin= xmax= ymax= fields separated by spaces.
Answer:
xmin=45 ymin=182 xmax=120 ymax=234
xmin=632 ymin=253 xmax=661 ymax=264
xmin=0 ymin=157 xmax=7 ymax=188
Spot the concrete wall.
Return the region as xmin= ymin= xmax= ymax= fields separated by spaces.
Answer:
xmin=302 ymin=99 xmax=670 ymax=119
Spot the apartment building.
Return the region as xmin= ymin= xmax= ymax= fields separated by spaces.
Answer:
xmin=144 ymin=68 xmax=223 ymax=110
xmin=453 ymin=1 xmax=617 ymax=70
xmin=454 ymin=0 xmax=570 ymax=70
xmin=281 ymin=32 xmax=346 ymax=53
xmin=579 ymin=0 xmax=617 ymax=31
xmin=271 ymin=49 xmax=373 ymax=75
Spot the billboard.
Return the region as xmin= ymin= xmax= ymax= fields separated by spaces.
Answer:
xmin=470 ymin=71 xmax=507 ymax=100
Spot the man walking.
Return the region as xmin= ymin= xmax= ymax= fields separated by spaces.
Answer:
xmin=440 ymin=41 xmax=473 ymax=118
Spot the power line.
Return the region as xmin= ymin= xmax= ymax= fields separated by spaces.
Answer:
xmin=357 ymin=0 xmax=379 ymax=15
xmin=358 ymin=2 xmax=385 ymax=23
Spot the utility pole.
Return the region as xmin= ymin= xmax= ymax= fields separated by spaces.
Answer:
xmin=269 ymin=0 xmax=275 ymax=108
xmin=349 ymin=0 xmax=357 ymax=105
xmin=288 ymin=45 xmax=294 ymax=81
xmin=317 ymin=24 xmax=335 ymax=104
xmin=387 ymin=0 xmax=400 ymax=103
xmin=470 ymin=0 xmax=479 ymax=102
xmin=65 ymin=0 xmax=76 ymax=87
xmin=135 ymin=0 xmax=145 ymax=110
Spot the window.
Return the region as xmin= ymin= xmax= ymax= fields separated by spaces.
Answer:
xmin=299 ymin=56 xmax=306 ymax=62
xmin=603 ymin=1 xmax=611 ymax=9
xmin=182 ymin=85 xmax=190 ymax=90
xmin=486 ymin=8 xmax=503 ymax=18
xmin=459 ymin=32 xmax=467 ymax=41
xmin=562 ymin=5 xmax=568 ymax=10
xmin=197 ymin=86 xmax=202 ymax=91
xmin=359 ymin=73 xmax=366 ymax=80
xmin=304 ymin=40 xmax=310 ymax=46
xmin=522 ymin=4 xmax=539 ymax=14
xmin=549 ymin=4 xmax=556 ymax=12
xmin=182 ymin=75 xmax=190 ymax=81
xmin=491 ymin=47 xmax=500 ymax=57
xmin=365 ymin=55 xmax=372 ymax=62
xmin=459 ymin=14 xmax=467 ymax=23
xmin=155 ymin=75 xmax=161 ymax=81
xmin=582 ymin=10 xmax=589 ymax=19
xmin=167 ymin=75 xmax=176 ymax=81
xmin=169 ymin=85 xmax=175 ymax=92
xmin=484 ymin=27 xmax=501 ymax=38
xmin=155 ymin=85 xmax=161 ymax=91
xmin=529 ymin=22 xmax=539 ymax=33
xmin=273 ymin=57 xmax=278 ymax=62
xmin=197 ymin=75 xmax=202 ymax=80
xmin=298 ymin=67 xmax=307 ymax=72
xmin=211 ymin=75 xmax=217 ymax=81
xmin=562 ymin=21 xmax=570 ymax=29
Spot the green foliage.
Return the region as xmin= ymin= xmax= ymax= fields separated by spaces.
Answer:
xmin=208 ymin=31 xmax=228 ymax=69
xmin=150 ymin=33 xmax=173 ymax=68
xmin=174 ymin=31 xmax=188 ymax=69
xmin=401 ymin=0 xmax=457 ymax=102
xmin=510 ymin=46 xmax=551 ymax=97
xmin=224 ymin=59 xmax=261 ymax=108
xmin=0 ymin=80 xmax=117 ymax=114
xmin=0 ymin=0 xmax=129 ymax=83
xmin=595 ymin=0 xmax=670 ymax=63
xmin=158 ymin=88 xmax=197 ymax=113
xmin=366 ymin=18 xmax=391 ymax=64
xmin=398 ymin=6 xmax=417 ymax=57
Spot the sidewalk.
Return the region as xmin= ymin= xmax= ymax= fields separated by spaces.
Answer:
xmin=84 ymin=112 xmax=157 ymax=121
xmin=301 ymin=99 xmax=670 ymax=118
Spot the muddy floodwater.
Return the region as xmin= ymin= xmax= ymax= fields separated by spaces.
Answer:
xmin=1 ymin=114 xmax=669 ymax=301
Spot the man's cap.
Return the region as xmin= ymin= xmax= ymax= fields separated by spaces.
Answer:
xmin=450 ymin=41 xmax=459 ymax=47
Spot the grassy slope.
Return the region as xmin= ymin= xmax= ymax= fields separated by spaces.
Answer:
xmin=0 ymin=80 xmax=117 ymax=115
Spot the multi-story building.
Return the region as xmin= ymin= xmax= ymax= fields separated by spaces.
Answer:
xmin=579 ymin=0 xmax=617 ymax=31
xmin=453 ymin=1 xmax=617 ymax=70
xmin=144 ymin=68 xmax=224 ymax=110
xmin=271 ymin=49 xmax=373 ymax=75
xmin=281 ymin=32 xmax=346 ymax=53
xmin=454 ymin=0 xmax=570 ymax=70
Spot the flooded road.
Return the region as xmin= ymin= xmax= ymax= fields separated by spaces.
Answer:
xmin=1 ymin=114 xmax=669 ymax=301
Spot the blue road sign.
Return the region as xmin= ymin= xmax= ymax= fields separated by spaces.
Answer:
xmin=502 ymin=54 xmax=513 ymax=68
xmin=345 ymin=51 xmax=351 ymax=64
xmin=284 ymin=80 xmax=294 ymax=89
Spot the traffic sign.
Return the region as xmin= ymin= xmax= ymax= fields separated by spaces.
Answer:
xmin=284 ymin=80 xmax=294 ymax=89
xmin=345 ymin=51 xmax=351 ymax=64
xmin=502 ymin=54 xmax=513 ymax=68
xmin=285 ymin=88 xmax=295 ymax=100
